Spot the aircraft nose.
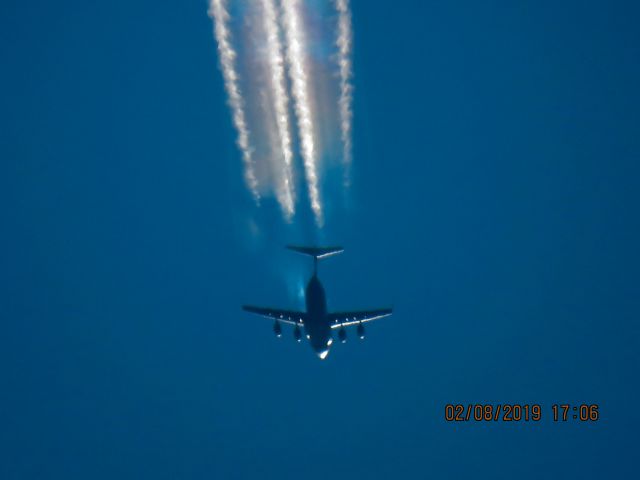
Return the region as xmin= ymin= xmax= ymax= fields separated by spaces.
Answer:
xmin=317 ymin=349 xmax=330 ymax=360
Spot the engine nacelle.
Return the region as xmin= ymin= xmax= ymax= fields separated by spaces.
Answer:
xmin=293 ymin=325 xmax=302 ymax=342
xmin=338 ymin=327 xmax=347 ymax=343
xmin=357 ymin=322 xmax=365 ymax=340
xmin=273 ymin=320 xmax=282 ymax=338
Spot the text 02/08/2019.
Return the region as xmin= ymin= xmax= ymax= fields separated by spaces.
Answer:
xmin=444 ymin=404 xmax=600 ymax=422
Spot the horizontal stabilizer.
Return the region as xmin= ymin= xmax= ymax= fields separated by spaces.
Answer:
xmin=286 ymin=245 xmax=344 ymax=259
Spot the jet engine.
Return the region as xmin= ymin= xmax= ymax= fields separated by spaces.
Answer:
xmin=357 ymin=322 xmax=365 ymax=340
xmin=293 ymin=325 xmax=302 ymax=342
xmin=273 ymin=320 xmax=282 ymax=338
xmin=338 ymin=327 xmax=347 ymax=343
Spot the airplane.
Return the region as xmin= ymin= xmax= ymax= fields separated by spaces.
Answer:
xmin=242 ymin=246 xmax=393 ymax=360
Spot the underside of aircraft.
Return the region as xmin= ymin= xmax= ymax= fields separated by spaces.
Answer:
xmin=242 ymin=246 xmax=393 ymax=359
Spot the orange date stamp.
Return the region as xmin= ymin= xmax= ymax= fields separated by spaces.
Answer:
xmin=444 ymin=404 xmax=600 ymax=422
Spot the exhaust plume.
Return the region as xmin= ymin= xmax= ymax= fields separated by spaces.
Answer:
xmin=208 ymin=0 xmax=355 ymax=227
xmin=281 ymin=0 xmax=323 ymax=225
xmin=208 ymin=0 xmax=260 ymax=201
xmin=261 ymin=0 xmax=296 ymax=220
xmin=335 ymin=0 xmax=354 ymax=186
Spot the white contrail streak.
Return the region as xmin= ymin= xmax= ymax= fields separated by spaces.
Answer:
xmin=261 ymin=0 xmax=295 ymax=220
xmin=335 ymin=0 xmax=354 ymax=186
xmin=208 ymin=0 xmax=259 ymax=202
xmin=281 ymin=0 xmax=323 ymax=225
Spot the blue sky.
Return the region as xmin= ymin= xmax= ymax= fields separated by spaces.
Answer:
xmin=1 ymin=1 xmax=639 ymax=478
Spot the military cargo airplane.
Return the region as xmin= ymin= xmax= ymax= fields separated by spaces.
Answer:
xmin=243 ymin=246 xmax=393 ymax=359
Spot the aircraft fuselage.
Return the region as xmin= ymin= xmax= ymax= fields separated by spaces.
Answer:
xmin=304 ymin=274 xmax=333 ymax=359
xmin=242 ymin=245 xmax=392 ymax=360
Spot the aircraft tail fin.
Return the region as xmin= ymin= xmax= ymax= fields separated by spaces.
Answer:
xmin=286 ymin=245 xmax=344 ymax=260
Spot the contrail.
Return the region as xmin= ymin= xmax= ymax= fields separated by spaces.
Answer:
xmin=335 ymin=0 xmax=354 ymax=186
xmin=281 ymin=0 xmax=323 ymax=225
xmin=261 ymin=0 xmax=295 ymax=220
xmin=208 ymin=0 xmax=259 ymax=202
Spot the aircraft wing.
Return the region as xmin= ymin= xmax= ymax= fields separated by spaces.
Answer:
xmin=329 ymin=308 xmax=393 ymax=329
xmin=242 ymin=305 xmax=305 ymax=326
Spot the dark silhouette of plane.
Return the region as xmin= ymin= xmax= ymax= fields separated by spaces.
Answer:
xmin=242 ymin=246 xmax=393 ymax=359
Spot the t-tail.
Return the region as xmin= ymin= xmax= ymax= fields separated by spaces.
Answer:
xmin=286 ymin=245 xmax=344 ymax=275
